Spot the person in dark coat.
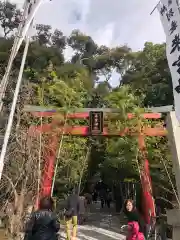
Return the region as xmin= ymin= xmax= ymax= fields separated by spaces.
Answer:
xmin=92 ymin=190 xmax=98 ymax=203
xmin=24 ymin=196 xmax=60 ymax=240
xmin=123 ymin=199 xmax=145 ymax=235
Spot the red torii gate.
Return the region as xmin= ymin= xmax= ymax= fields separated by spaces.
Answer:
xmin=28 ymin=109 xmax=166 ymax=224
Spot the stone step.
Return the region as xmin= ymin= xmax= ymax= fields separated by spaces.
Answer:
xmin=0 ymin=135 xmax=4 ymax=146
xmin=0 ymin=229 xmax=7 ymax=240
xmin=0 ymin=116 xmax=7 ymax=129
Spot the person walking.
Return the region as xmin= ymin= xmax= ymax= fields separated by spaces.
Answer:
xmin=24 ymin=196 xmax=60 ymax=240
xmin=106 ymin=190 xmax=112 ymax=209
xmin=65 ymin=188 xmax=80 ymax=240
xmin=78 ymin=195 xmax=86 ymax=225
xmin=92 ymin=190 xmax=98 ymax=203
xmin=99 ymin=188 xmax=107 ymax=209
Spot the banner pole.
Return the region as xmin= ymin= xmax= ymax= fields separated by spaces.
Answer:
xmin=150 ymin=1 xmax=160 ymax=15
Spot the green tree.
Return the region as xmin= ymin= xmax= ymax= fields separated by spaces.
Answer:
xmin=51 ymin=29 xmax=66 ymax=50
xmin=33 ymin=24 xmax=67 ymax=50
xmin=101 ymin=86 xmax=141 ymax=183
xmin=121 ymin=42 xmax=173 ymax=107
xmin=33 ymin=24 xmax=52 ymax=45
xmin=0 ymin=1 xmax=21 ymax=38
xmin=68 ymin=30 xmax=98 ymax=61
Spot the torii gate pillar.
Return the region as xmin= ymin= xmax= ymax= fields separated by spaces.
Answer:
xmin=166 ymin=111 xmax=180 ymax=240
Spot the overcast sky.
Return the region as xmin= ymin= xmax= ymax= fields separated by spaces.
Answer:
xmin=11 ymin=0 xmax=166 ymax=86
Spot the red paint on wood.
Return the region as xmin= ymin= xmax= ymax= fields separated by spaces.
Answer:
xmin=40 ymin=135 xmax=58 ymax=198
xmin=138 ymin=135 xmax=156 ymax=224
xmin=31 ymin=111 xmax=162 ymax=119
xmin=28 ymin=125 xmax=167 ymax=137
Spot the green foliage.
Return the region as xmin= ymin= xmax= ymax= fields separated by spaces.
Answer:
xmin=101 ymin=86 xmax=141 ymax=185
xmin=0 ymin=1 xmax=21 ymax=37
xmin=55 ymin=137 xmax=88 ymax=197
xmin=121 ymin=42 xmax=174 ymax=107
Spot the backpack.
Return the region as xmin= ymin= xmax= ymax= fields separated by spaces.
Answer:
xmin=127 ymin=222 xmax=145 ymax=240
xmin=64 ymin=208 xmax=74 ymax=219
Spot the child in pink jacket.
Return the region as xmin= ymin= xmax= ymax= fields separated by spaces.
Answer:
xmin=127 ymin=222 xmax=145 ymax=240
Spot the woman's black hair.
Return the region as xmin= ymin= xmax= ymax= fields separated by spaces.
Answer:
xmin=123 ymin=199 xmax=145 ymax=234
xmin=123 ymin=199 xmax=135 ymax=214
xmin=39 ymin=196 xmax=54 ymax=211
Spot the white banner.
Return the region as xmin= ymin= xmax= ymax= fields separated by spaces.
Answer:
xmin=15 ymin=0 xmax=45 ymax=55
xmin=158 ymin=0 xmax=180 ymax=122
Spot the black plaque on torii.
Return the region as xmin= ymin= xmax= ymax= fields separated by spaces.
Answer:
xmin=89 ymin=111 xmax=103 ymax=135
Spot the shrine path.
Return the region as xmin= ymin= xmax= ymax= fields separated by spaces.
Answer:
xmin=60 ymin=202 xmax=126 ymax=240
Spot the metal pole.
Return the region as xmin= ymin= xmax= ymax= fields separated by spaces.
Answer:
xmin=0 ymin=31 xmax=31 ymax=181
xmin=150 ymin=1 xmax=160 ymax=15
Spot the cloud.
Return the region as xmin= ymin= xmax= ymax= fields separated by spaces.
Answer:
xmin=11 ymin=0 xmax=165 ymax=50
xmin=63 ymin=46 xmax=74 ymax=62
xmin=84 ymin=0 xmax=165 ymax=50
xmin=93 ymin=22 xmax=115 ymax=47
